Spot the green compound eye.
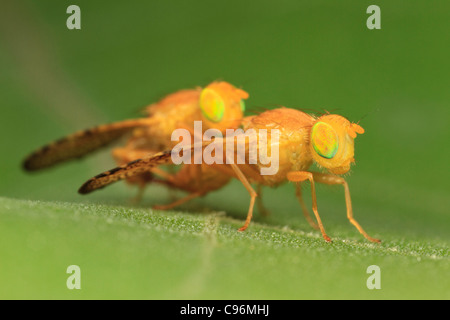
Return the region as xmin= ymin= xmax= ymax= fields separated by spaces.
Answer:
xmin=311 ymin=122 xmax=339 ymax=159
xmin=200 ymin=88 xmax=225 ymax=123
xmin=240 ymin=99 xmax=246 ymax=112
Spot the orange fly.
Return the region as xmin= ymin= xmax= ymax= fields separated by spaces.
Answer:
xmin=79 ymin=107 xmax=380 ymax=243
xmin=23 ymin=81 xmax=249 ymax=205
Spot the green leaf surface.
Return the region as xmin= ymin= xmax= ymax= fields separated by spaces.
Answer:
xmin=0 ymin=196 xmax=448 ymax=299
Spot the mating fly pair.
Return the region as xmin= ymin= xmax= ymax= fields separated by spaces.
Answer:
xmin=24 ymin=81 xmax=248 ymax=207
xmin=23 ymin=81 xmax=380 ymax=243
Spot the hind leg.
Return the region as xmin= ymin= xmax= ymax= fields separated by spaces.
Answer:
xmin=152 ymin=192 xmax=203 ymax=210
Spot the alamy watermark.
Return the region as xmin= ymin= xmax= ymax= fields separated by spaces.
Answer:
xmin=367 ymin=5 xmax=381 ymax=30
xmin=171 ymin=121 xmax=280 ymax=176
xmin=66 ymin=265 xmax=81 ymax=290
xmin=66 ymin=5 xmax=81 ymax=30
xmin=366 ymin=265 xmax=381 ymax=290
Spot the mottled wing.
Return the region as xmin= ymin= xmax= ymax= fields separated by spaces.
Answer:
xmin=78 ymin=142 xmax=211 ymax=194
xmin=23 ymin=119 xmax=151 ymax=171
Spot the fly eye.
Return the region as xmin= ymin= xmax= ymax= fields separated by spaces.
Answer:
xmin=200 ymin=88 xmax=225 ymax=123
xmin=311 ymin=122 xmax=339 ymax=159
xmin=240 ymin=99 xmax=246 ymax=112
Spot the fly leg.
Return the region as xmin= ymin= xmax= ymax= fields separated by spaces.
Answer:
xmin=256 ymin=185 xmax=270 ymax=217
xmin=149 ymin=167 xmax=174 ymax=181
xmin=311 ymin=172 xmax=381 ymax=243
xmin=153 ymin=192 xmax=203 ymax=210
xmin=287 ymin=171 xmax=331 ymax=242
xmin=130 ymin=182 xmax=146 ymax=204
xmin=295 ymin=183 xmax=319 ymax=230
xmin=228 ymin=163 xmax=258 ymax=232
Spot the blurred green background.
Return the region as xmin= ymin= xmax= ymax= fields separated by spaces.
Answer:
xmin=0 ymin=0 xmax=448 ymax=299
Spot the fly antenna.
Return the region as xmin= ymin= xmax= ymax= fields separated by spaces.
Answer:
xmin=357 ymin=108 xmax=380 ymax=124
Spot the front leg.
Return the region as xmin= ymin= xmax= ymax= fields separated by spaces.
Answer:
xmin=310 ymin=172 xmax=381 ymax=243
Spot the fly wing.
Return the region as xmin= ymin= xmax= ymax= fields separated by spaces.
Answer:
xmin=23 ymin=119 xmax=152 ymax=171
xmin=78 ymin=141 xmax=211 ymax=194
